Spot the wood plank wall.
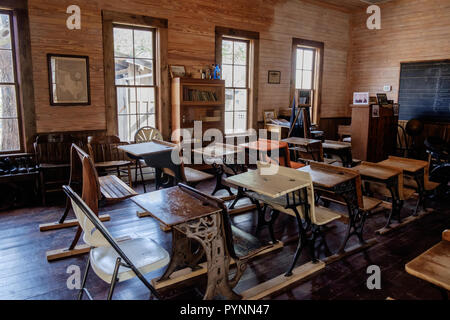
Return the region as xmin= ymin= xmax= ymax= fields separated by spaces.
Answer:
xmin=349 ymin=0 xmax=450 ymax=144
xmin=27 ymin=0 xmax=352 ymax=134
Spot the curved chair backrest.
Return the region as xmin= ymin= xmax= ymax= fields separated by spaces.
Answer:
xmin=34 ymin=134 xmax=74 ymax=164
xmin=63 ymin=184 xmax=161 ymax=298
xmin=135 ymin=126 xmax=163 ymax=144
xmin=87 ymin=135 xmax=129 ymax=162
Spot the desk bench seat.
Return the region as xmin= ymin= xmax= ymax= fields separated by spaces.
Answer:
xmin=99 ymin=175 xmax=138 ymax=202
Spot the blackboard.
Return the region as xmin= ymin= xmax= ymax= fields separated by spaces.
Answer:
xmin=398 ymin=60 xmax=450 ymax=122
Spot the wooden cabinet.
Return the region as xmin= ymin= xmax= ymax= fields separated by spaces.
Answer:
xmin=171 ymin=78 xmax=225 ymax=142
xmin=350 ymin=104 xmax=398 ymax=162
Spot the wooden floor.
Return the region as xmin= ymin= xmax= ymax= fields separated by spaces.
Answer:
xmin=0 ymin=178 xmax=449 ymax=300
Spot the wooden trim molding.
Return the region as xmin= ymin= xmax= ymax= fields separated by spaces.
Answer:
xmin=215 ymin=26 xmax=259 ymax=131
xmin=291 ymin=37 xmax=324 ymax=125
xmin=102 ymin=10 xmax=169 ymax=138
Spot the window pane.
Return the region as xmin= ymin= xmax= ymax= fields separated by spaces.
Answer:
xmin=115 ymin=58 xmax=135 ymax=85
xmin=118 ymin=115 xmax=131 ymax=142
xmin=134 ymin=29 xmax=153 ymax=59
xmin=134 ymin=59 xmax=153 ymax=85
xmin=116 ymin=87 xmax=136 ymax=115
xmin=225 ymin=89 xmax=234 ymax=111
xmin=0 ymin=85 xmax=17 ymax=117
xmin=233 ymin=41 xmax=247 ymax=65
xmin=233 ymin=65 xmax=246 ymax=87
xmin=234 ymin=112 xmax=247 ymax=132
xmin=295 ymin=70 xmax=303 ymax=89
xmin=136 ymin=87 xmax=155 ymax=114
xmin=302 ymin=70 xmax=312 ymax=90
xmin=0 ymin=14 xmax=11 ymax=50
xmin=222 ymin=40 xmax=233 ymax=64
xmin=0 ymin=50 xmax=14 ymax=83
xmin=113 ymin=28 xmax=133 ymax=57
xmin=296 ymin=49 xmax=304 ymax=70
xmin=303 ymin=50 xmax=314 ymax=71
xmin=0 ymin=118 xmax=20 ymax=152
xmin=222 ymin=64 xmax=233 ymax=87
xmin=225 ymin=112 xmax=233 ymax=133
xmin=234 ymin=89 xmax=247 ymax=111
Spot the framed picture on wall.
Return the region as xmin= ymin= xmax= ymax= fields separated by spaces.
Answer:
xmin=47 ymin=54 xmax=90 ymax=106
xmin=268 ymin=70 xmax=281 ymax=84
xmin=376 ymin=93 xmax=389 ymax=105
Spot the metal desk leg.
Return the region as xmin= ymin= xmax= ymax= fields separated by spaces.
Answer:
xmin=383 ymin=176 xmax=402 ymax=228
xmin=412 ymin=169 xmax=425 ymax=216
xmin=211 ymin=163 xmax=233 ymax=196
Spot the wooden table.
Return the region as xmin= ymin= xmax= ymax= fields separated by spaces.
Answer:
xmin=352 ymin=162 xmax=403 ymax=230
xmin=406 ymin=230 xmax=450 ymax=299
xmin=240 ymin=139 xmax=289 ymax=166
xmin=119 ymin=140 xmax=177 ymax=189
xmin=298 ymin=162 xmax=372 ymax=256
xmin=282 ymin=137 xmax=323 ymax=162
xmin=226 ymin=166 xmax=312 ymax=276
xmin=379 ymin=156 xmax=427 ymax=215
xmin=322 ymin=140 xmax=353 ymax=167
xmin=132 ymin=184 xmax=239 ymax=300
xmin=193 ymin=142 xmax=245 ymax=196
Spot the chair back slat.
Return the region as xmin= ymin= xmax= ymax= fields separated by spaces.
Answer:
xmin=87 ymin=135 xmax=129 ymax=163
xmin=34 ymin=134 xmax=74 ymax=164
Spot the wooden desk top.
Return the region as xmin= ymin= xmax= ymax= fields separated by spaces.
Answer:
xmin=226 ymin=166 xmax=311 ymax=199
xmin=405 ymin=239 xmax=450 ymax=291
xmin=298 ymin=162 xmax=357 ymax=189
xmin=352 ymin=161 xmax=401 ymax=181
xmin=193 ymin=142 xmax=243 ymax=159
xmin=132 ymin=186 xmax=221 ymax=227
xmin=240 ymin=139 xmax=287 ymax=152
xmin=322 ymin=140 xmax=351 ymax=150
xmin=379 ymin=156 xmax=427 ymax=174
xmin=118 ymin=140 xmax=176 ymax=158
xmin=282 ymin=137 xmax=321 ymax=147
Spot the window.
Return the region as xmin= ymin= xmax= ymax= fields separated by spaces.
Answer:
xmin=295 ymin=47 xmax=315 ymax=90
xmin=222 ymin=38 xmax=249 ymax=134
xmin=113 ymin=25 xmax=156 ymax=142
xmin=0 ymin=11 xmax=20 ymax=152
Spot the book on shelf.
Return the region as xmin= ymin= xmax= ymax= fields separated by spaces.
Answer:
xmin=183 ymin=88 xmax=219 ymax=102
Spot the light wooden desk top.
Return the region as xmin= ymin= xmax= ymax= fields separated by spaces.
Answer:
xmin=282 ymin=137 xmax=321 ymax=147
xmin=405 ymin=235 xmax=450 ymax=291
xmin=225 ymin=167 xmax=310 ymax=199
xmin=379 ymin=156 xmax=427 ymax=174
xmin=322 ymin=140 xmax=351 ymax=150
xmin=298 ymin=163 xmax=357 ymax=189
xmin=352 ymin=162 xmax=401 ymax=181
xmin=118 ymin=140 xmax=176 ymax=158
xmin=240 ymin=139 xmax=287 ymax=152
xmin=193 ymin=142 xmax=243 ymax=159
xmin=132 ymin=186 xmax=221 ymax=227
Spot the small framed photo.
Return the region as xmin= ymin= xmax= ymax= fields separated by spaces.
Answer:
xmin=263 ymin=109 xmax=277 ymax=125
xmin=393 ymin=103 xmax=399 ymax=116
xmin=268 ymin=70 xmax=281 ymax=84
xmin=376 ymin=93 xmax=389 ymax=105
xmin=47 ymin=54 xmax=90 ymax=106
xmin=353 ymin=92 xmax=369 ymax=105
xmin=169 ymin=65 xmax=186 ymax=78
xmin=372 ymin=104 xmax=380 ymax=118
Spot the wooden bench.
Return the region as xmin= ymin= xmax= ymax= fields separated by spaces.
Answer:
xmin=99 ymin=174 xmax=138 ymax=202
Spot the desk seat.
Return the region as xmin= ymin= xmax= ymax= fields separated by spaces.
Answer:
xmin=99 ymin=174 xmax=138 ymax=201
xmin=95 ymin=160 xmax=132 ymax=168
xmin=404 ymin=175 xmax=440 ymax=191
xmin=231 ymin=225 xmax=269 ymax=259
xmin=368 ymin=181 xmax=416 ymax=200
xmin=184 ymin=167 xmax=214 ymax=183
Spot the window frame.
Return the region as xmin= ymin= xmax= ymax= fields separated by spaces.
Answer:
xmin=222 ymin=37 xmax=250 ymax=134
xmin=295 ymin=47 xmax=316 ymax=91
xmin=215 ymin=26 xmax=259 ymax=134
xmin=291 ymin=38 xmax=324 ymax=125
xmin=0 ymin=9 xmax=23 ymax=154
xmin=113 ymin=24 xmax=157 ymax=142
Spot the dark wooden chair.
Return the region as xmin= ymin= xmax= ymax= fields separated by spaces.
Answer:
xmin=34 ymin=134 xmax=75 ymax=205
xmin=45 ymin=144 xmax=138 ymax=261
xmin=87 ymin=135 xmax=133 ymax=187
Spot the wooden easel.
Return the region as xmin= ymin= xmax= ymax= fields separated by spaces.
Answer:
xmin=287 ymin=104 xmax=312 ymax=139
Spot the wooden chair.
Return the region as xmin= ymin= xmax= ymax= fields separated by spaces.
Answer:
xmin=45 ymin=144 xmax=138 ymax=261
xmin=178 ymin=183 xmax=273 ymax=298
xmin=87 ymin=135 xmax=133 ymax=187
xmin=263 ymin=140 xmax=305 ymax=169
xmin=34 ymin=134 xmax=75 ymax=205
xmin=63 ymin=184 xmax=169 ymax=300
xmin=132 ymin=126 xmax=163 ymax=192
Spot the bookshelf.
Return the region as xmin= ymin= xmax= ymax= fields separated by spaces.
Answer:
xmin=172 ymin=78 xmax=225 ymax=142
